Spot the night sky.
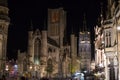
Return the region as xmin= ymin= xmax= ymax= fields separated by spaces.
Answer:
xmin=7 ymin=0 xmax=107 ymax=60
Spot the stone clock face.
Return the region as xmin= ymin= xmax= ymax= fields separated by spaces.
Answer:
xmin=51 ymin=11 xmax=59 ymax=23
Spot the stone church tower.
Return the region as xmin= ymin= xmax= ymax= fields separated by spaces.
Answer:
xmin=78 ymin=14 xmax=91 ymax=72
xmin=48 ymin=8 xmax=66 ymax=48
xmin=0 ymin=0 xmax=10 ymax=70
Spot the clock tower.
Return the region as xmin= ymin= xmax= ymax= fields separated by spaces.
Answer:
xmin=48 ymin=8 xmax=66 ymax=47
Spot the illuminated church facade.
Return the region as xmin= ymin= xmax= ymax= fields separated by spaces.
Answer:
xmin=0 ymin=0 xmax=96 ymax=78
xmin=17 ymin=7 xmax=80 ymax=78
xmin=78 ymin=15 xmax=91 ymax=72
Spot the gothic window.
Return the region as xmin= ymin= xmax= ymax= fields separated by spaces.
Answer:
xmin=34 ymin=38 xmax=41 ymax=65
xmin=84 ymin=46 xmax=86 ymax=52
xmin=48 ymin=59 xmax=52 ymax=65
xmin=46 ymin=58 xmax=53 ymax=73
xmin=106 ymin=32 xmax=109 ymax=47
xmin=79 ymin=35 xmax=83 ymax=41
xmin=82 ymin=47 xmax=84 ymax=52
xmin=54 ymin=49 xmax=55 ymax=52
xmin=0 ymin=25 xmax=2 ymax=30
xmin=0 ymin=38 xmax=2 ymax=60
xmin=82 ymin=36 xmax=84 ymax=41
xmin=23 ymin=59 xmax=27 ymax=71
xmin=48 ymin=48 xmax=52 ymax=53
xmin=85 ymin=34 xmax=88 ymax=41
xmin=109 ymin=31 xmax=111 ymax=47
xmin=64 ymin=49 xmax=65 ymax=53
xmin=81 ymin=48 xmax=82 ymax=52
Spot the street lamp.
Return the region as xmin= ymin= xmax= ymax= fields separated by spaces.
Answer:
xmin=117 ymin=26 xmax=120 ymax=30
xmin=29 ymin=66 xmax=32 ymax=70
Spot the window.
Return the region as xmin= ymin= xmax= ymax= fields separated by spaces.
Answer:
xmin=109 ymin=31 xmax=111 ymax=47
xmin=34 ymin=38 xmax=41 ymax=65
xmin=106 ymin=32 xmax=109 ymax=47
xmin=105 ymin=30 xmax=111 ymax=47
xmin=51 ymin=11 xmax=59 ymax=23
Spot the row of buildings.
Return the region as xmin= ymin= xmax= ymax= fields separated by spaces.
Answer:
xmin=94 ymin=0 xmax=120 ymax=80
xmin=2 ymin=0 xmax=120 ymax=80
xmin=0 ymin=0 xmax=92 ymax=79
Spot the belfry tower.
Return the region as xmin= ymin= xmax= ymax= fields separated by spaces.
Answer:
xmin=78 ymin=14 xmax=91 ymax=72
xmin=48 ymin=8 xmax=66 ymax=48
xmin=0 ymin=0 xmax=10 ymax=70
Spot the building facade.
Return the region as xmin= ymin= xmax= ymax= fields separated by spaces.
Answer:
xmin=78 ymin=15 xmax=91 ymax=72
xmin=17 ymin=7 xmax=80 ymax=78
xmin=103 ymin=0 xmax=119 ymax=79
xmin=0 ymin=0 xmax=10 ymax=72
xmin=79 ymin=31 xmax=91 ymax=72
xmin=94 ymin=0 xmax=120 ymax=79
xmin=94 ymin=25 xmax=106 ymax=78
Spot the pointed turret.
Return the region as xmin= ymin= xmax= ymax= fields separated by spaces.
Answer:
xmin=28 ymin=20 xmax=33 ymax=31
xmin=83 ymin=13 xmax=87 ymax=32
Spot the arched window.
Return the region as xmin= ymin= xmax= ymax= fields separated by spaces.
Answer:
xmin=46 ymin=58 xmax=53 ymax=74
xmin=109 ymin=31 xmax=111 ymax=47
xmin=23 ymin=59 xmax=27 ymax=71
xmin=48 ymin=58 xmax=52 ymax=65
xmin=34 ymin=38 xmax=41 ymax=65
xmin=106 ymin=32 xmax=109 ymax=47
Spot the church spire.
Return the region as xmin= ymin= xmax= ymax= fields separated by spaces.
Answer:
xmin=43 ymin=19 xmax=47 ymax=30
xmin=97 ymin=2 xmax=104 ymax=27
xmin=0 ymin=0 xmax=8 ymax=7
xmin=29 ymin=20 xmax=33 ymax=31
xmin=71 ymin=26 xmax=74 ymax=34
xmin=100 ymin=2 xmax=104 ymax=25
xmin=83 ymin=13 xmax=87 ymax=32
